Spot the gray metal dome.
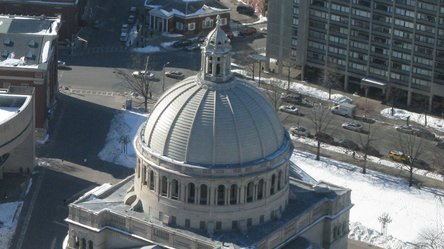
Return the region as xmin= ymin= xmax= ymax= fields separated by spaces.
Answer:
xmin=142 ymin=76 xmax=286 ymax=167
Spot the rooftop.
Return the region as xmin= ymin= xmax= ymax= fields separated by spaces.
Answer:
xmin=0 ymin=0 xmax=78 ymax=5
xmin=69 ymin=172 xmax=350 ymax=248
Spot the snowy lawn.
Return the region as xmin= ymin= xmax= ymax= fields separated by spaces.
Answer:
xmin=381 ymin=108 xmax=444 ymax=133
xmin=293 ymin=150 xmax=444 ymax=247
xmin=132 ymin=46 xmax=161 ymax=53
xmin=0 ymin=201 xmax=23 ymax=249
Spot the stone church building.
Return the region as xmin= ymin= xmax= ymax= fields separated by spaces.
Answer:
xmin=64 ymin=17 xmax=352 ymax=249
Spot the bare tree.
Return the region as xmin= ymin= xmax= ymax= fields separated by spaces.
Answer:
xmin=416 ymin=227 xmax=444 ymax=249
xmin=431 ymin=149 xmax=444 ymax=181
xmin=263 ymin=79 xmax=283 ymax=111
xmin=357 ymin=123 xmax=378 ymax=174
xmin=321 ymin=66 xmax=342 ymax=100
xmin=308 ymin=103 xmax=335 ymax=160
xmin=394 ymin=132 xmax=425 ymax=187
xmin=118 ymin=56 xmax=153 ymax=112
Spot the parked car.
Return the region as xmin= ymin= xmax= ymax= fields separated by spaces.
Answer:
xmin=120 ymin=32 xmax=128 ymax=42
xmin=362 ymin=145 xmax=380 ymax=157
xmin=388 ymin=150 xmax=409 ymax=163
xmin=236 ymin=4 xmax=255 ymax=15
xmin=338 ymin=139 xmax=359 ymax=151
xmin=341 ymin=121 xmax=363 ymax=132
xmin=128 ymin=15 xmax=136 ymax=24
xmin=57 ymin=60 xmax=68 ymax=69
xmin=437 ymin=140 xmax=444 ymax=149
xmin=240 ymin=27 xmax=257 ymax=36
xmin=395 ymin=125 xmax=435 ymax=140
xmin=173 ymin=39 xmax=192 ymax=48
xmin=121 ymin=24 xmax=129 ymax=33
xmin=289 ymin=126 xmax=311 ymax=137
xmin=315 ymin=132 xmax=335 ymax=144
xmin=411 ymin=158 xmax=430 ymax=170
xmin=129 ymin=6 xmax=137 ymax=15
xmin=165 ymin=71 xmax=185 ymax=79
xmin=280 ymin=93 xmax=302 ymax=104
xmin=132 ymin=70 xmax=155 ymax=79
xmin=355 ymin=115 xmax=376 ymax=124
xmin=185 ymin=44 xmax=200 ymax=51
xmin=279 ymin=105 xmax=302 ymax=115
xmin=297 ymin=98 xmax=314 ymax=108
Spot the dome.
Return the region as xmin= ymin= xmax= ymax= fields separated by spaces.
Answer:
xmin=142 ymin=76 xmax=286 ymax=167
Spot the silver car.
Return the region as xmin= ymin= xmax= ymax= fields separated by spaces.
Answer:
xmin=289 ymin=126 xmax=310 ymax=137
xmin=341 ymin=121 xmax=363 ymax=132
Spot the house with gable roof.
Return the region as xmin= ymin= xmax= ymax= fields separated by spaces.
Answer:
xmin=144 ymin=0 xmax=230 ymax=35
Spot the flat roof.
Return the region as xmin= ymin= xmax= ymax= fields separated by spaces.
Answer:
xmin=0 ymin=94 xmax=30 ymax=124
xmin=71 ymin=173 xmax=348 ymax=248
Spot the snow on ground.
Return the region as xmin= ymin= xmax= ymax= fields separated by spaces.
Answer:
xmin=162 ymin=33 xmax=183 ymax=38
xmin=242 ymin=15 xmax=267 ymax=26
xmin=349 ymin=222 xmax=413 ymax=249
xmin=126 ymin=26 xmax=138 ymax=47
xmin=160 ymin=41 xmax=175 ymax=49
xmin=97 ymin=110 xmax=147 ymax=168
xmin=0 ymin=201 xmax=23 ymax=249
xmin=132 ymin=46 xmax=161 ymax=53
xmin=381 ymin=108 xmax=444 ymax=133
xmin=293 ymin=150 xmax=444 ymax=246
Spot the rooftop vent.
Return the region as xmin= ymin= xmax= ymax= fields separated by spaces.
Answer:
xmin=3 ymin=38 xmax=13 ymax=46
xmin=25 ymin=51 xmax=35 ymax=60
xmin=1 ymin=50 xmax=8 ymax=58
xmin=28 ymin=40 xmax=38 ymax=48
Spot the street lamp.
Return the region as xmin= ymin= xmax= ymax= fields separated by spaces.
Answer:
xmin=162 ymin=61 xmax=170 ymax=92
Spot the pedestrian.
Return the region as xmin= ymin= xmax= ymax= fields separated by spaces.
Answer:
xmin=352 ymin=151 xmax=356 ymax=159
xmin=149 ymin=91 xmax=152 ymax=98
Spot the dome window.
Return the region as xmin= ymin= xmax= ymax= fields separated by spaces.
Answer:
xmin=28 ymin=40 xmax=37 ymax=48
xmin=1 ymin=50 xmax=8 ymax=58
xmin=3 ymin=38 xmax=13 ymax=46
xmin=25 ymin=51 xmax=35 ymax=60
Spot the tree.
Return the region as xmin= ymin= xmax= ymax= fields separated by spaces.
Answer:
xmin=357 ymin=122 xmax=378 ymax=174
xmin=321 ymin=66 xmax=342 ymax=100
xmin=308 ymin=103 xmax=335 ymax=160
xmin=378 ymin=213 xmax=392 ymax=236
xmin=264 ymin=79 xmax=283 ymax=111
xmin=416 ymin=227 xmax=444 ymax=249
xmin=394 ymin=132 xmax=425 ymax=187
xmin=431 ymin=149 xmax=444 ymax=181
xmin=118 ymin=56 xmax=153 ymax=112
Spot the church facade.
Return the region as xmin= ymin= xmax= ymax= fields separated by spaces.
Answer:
xmin=64 ymin=17 xmax=352 ymax=249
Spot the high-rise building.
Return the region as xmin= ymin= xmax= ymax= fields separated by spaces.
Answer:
xmin=267 ymin=0 xmax=444 ymax=112
xmin=65 ymin=17 xmax=352 ymax=249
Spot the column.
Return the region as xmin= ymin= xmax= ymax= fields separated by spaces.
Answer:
xmin=239 ymin=185 xmax=245 ymax=204
xmin=196 ymin=186 xmax=200 ymax=204
xmin=225 ymin=185 xmax=229 ymax=205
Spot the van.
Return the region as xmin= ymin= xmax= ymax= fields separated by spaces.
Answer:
xmin=331 ymin=103 xmax=356 ymax=118
xmin=237 ymin=5 xmax=255 ymax=15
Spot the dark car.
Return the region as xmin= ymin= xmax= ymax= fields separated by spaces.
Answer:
xmin=411 ymin=158 xmax=430 ymax=170
xmin=280 ymin=93 xmax=302 ymax=104
xmin=239 ymin=27 xmax=257 ymax=36
xmin=165 ymin=71 xmax=185 ymax=79
xmin=236 ymin=4 xmax=255 ymax=15
xmin=338 ymin=139 xmax=359 ymax=151
xmin=315 ymin=132 xmax=335 ymax=144
xmin=173 ymin=39 xmax=192 ymax=48
xmin=362 ymin=146 xmax=380 ymax=157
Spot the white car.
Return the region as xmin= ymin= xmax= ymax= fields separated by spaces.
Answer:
xmin=165 ymin=71 xmax=185 ymax=79
xmin=120 ymin=32 xmax=128 ymax=42
xmin=289 ymin=126 xmax=310 ymax=137
xmin=132 ymin=70 xmax=155 ymax=79
xmin=121 ymin=24 xmax=129 ymax=33
xmin=341 ymin=121 xmax=363 ymax=132
xmin=279 ymin=105 xmax=301 ymax=115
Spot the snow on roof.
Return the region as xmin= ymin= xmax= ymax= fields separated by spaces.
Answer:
xmin=40 ymin=40 xmax=50 ymax=63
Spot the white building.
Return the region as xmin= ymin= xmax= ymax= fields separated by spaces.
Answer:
xmin=65 ymin=17 xmax=352 ymax=249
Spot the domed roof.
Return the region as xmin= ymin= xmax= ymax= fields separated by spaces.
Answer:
xmin=142 ymin=76 xmax=286 ymax=167
xmin=202 ymin=15 xmax=231 ymax=53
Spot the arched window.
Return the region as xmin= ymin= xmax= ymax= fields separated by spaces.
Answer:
xmin=270 ymin=174 xmax=276 ymax=195
xmin=257 ymin=179 xmax=264 ymax=200
xmin=217 ymin=185 xmax=225 ymax=205
xmin=188 ymin=183 xmax=195 ymax=203
xmin=88 ymin=240 xmax=93 ymax=249
xmin=200 ymin=185 xmax=208 ymax=205
xmin=171 ymin=179 xmax=179 ymax=200
xmin=246 ymin=182 xmax=254 ymax=202
xmin=207 ymin=57 xmax=213 ymax=74
xmin=230 ymin=184 xmax=237 ymax=204
xmin=81 ymin=238 xmax=86 ymax=249
xmin=142 ymin=166 xmax=147 ymax=185
xmin=216 ymin=63 xmax=221 ymax=75
xmin=278 ymin=171 xmax=282 ymax=191
xmin=149 ymin=170 xmax=155 ymax=190
xmin=161 ymin=176 xmax=168 ymax=196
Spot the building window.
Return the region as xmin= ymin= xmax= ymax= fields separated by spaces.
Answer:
xmin=247 ymin=218 xmax=252 ymax=227
xmin=202 ymin=18 xmax=213 ymax=29
xmin=149 ymin=170 xmax=154 ymax=190
xmin=171 ymin=179 xmax=179 ymax=200
xmin=246 ymin=182 xmax=254 ymax=202
xmin=220 ymin=18 xmax=227 ymax=26
xmin=230 ymin=184 xmax=237 ymax=204
xmin=161 ymin=176 xmax=167 ymax=196
xmin=199 ymin=221 xmax=206 ymax=230
xmin=176 ymin=22 xmax=183 ymax=30
xmin=216 ymin=221 xmax=222 ymax=231
xmin=185 ymin=219 xmax=190 ymax=228
xmin=171 ymin=216 xmax=176 ymax=226
xmin=257 ymin=179 xmax=264 ymax=200
xmin=188 ymin=183 xmax=195 ymax=203
xmin=232 ymin=220 xmax=238 ymax=230
xmin=217 ymin=185 xmax=225 ymax=205
xmin=200 ymin=184 xmax=208 ymax=205
xmin=260 ymin=215 xmax=264 ymax=224
xmin=270 ymin=174 xmax=276 ymax=195
xmin=188 ymin=22 xmax=195 ymax=31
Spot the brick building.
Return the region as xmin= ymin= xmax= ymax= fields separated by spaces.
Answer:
xmin=144 ymin=0 xmax=230 ymax=35
xmin=0 ymin=0 xmax=87 ymax=41
xmin=0 ymin=15 xmax=60 ymax=130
